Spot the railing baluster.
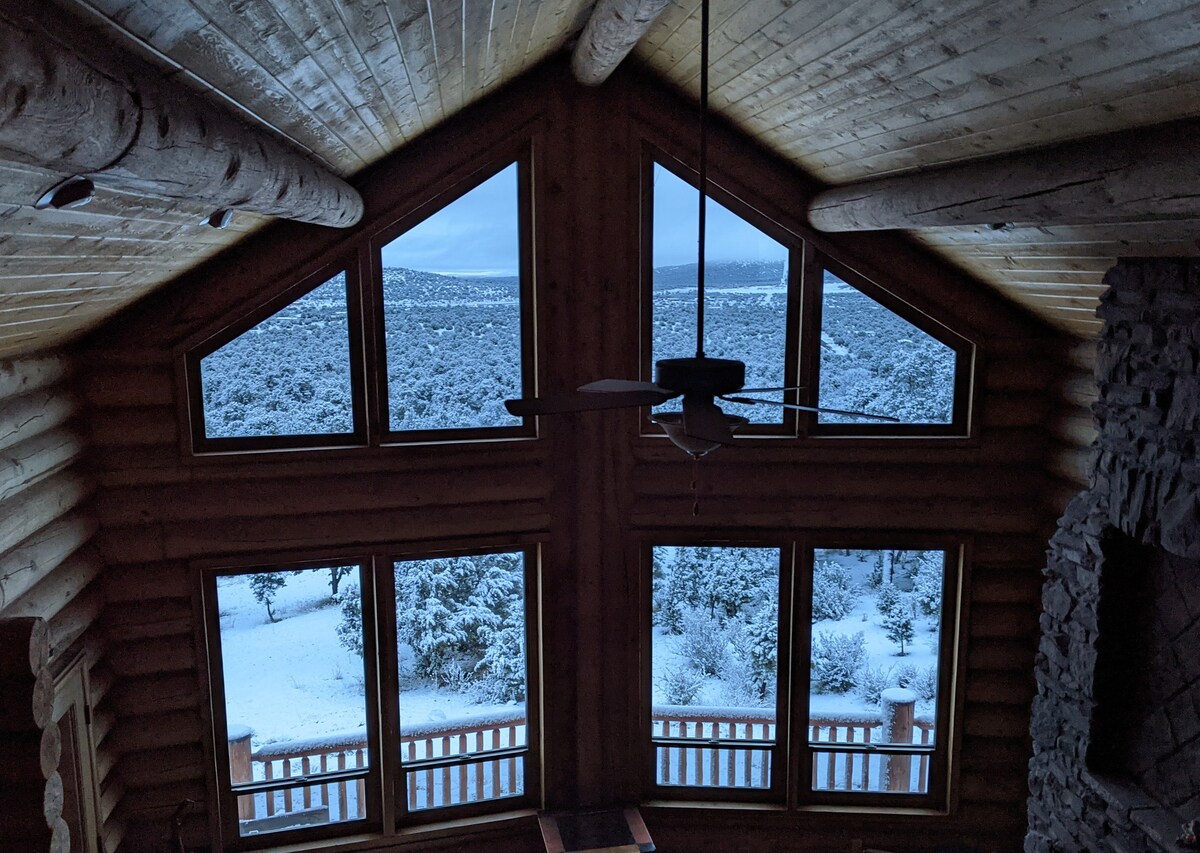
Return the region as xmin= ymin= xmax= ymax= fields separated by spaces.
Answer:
xmin=474 ymin=730 xmax=485 ymax=801
xmin=679 ymin=722 xmax=689 ymax=786
xmin=264 ymin=761 xmax=275 ymax=817
xmin=491 ymin=728 xmax=501 ymax=795
xmin=507 ymin=725 xmax=517 ymax=790
xmin=406 ymin=741 xmax=416 ymax=810
xmin=825 ymin=727 xmax=836 ymax=790
xmin=337 ymin=752 xmax=348 ymax=821
xmin=458 ymin=734 xmax=468 ymax=805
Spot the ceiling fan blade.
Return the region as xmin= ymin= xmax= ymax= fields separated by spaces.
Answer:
xmin=682 ymin=396 xmax=735 ymax=445
xmin=579 ymin=378 xmax=674 ymax=397
xmin=720 ymin=395 xmax=900 ymax=423
xmin=505 ymin=389 xmax=673 ymax=417
xmin=737 ymin=385 xmax=806 ymax=393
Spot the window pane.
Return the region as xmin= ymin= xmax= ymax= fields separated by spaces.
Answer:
xmin=380 ymin=165 xmax=523 ymax=431
xmin=818 ymin=271 xmax=956 ymax=424
xmin=215 ymin=566 xmax=367 ymax=835
xmin=406 ymin=756 xmax=524 ymax=812
xmin=200 ymin=273 xmax=354 ymax=439
xmin=650 ymin=545 xmax=779 ymax=789
xmin=652 ymin=164 xmax=789 ymax=423
xmin=808 ymin=549 xmax=944 ymax=794
xmin=395 ymin=552 xmax=527 ymax=809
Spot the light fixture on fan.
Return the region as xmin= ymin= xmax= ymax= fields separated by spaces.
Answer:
xmin=504 ymin=0 xmax=897 ymax=457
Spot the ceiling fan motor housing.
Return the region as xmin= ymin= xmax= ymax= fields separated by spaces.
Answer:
xmin=655 ymin=357 xmax=746 ymax=396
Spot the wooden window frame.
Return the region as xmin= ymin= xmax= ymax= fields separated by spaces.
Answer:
xmin=641 ymin=148 xmax=803 ymax=439
xmin=641 ymin=533 xmax=967 ymax=814
xmin=802 ymin=252 xmax=974 ymax=438
xmin=369 ymin=150 xmax=537 ymax=446
xmin=384 ymin=544 xmax=542 ymax=822
xmin=198 ymin=540 xmax=542 ymax=851
xmin=184 ymin=260 xmax=369 ymax=454
xmin=183 ymin=144 xmax=537 ymax=456
xmin=53 ymin=653 xmax=102 ymax=853
xmin=640 ymin=143 xmax=975 ymax=445
xmin=641 ymin=538 xmax=793 ymax=803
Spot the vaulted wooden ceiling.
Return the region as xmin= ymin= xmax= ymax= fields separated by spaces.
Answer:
xmin=2 ymin=0 xmax=1198 ymax=357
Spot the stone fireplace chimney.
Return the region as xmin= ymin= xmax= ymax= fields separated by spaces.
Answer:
xmin=1027 ymin=258 xmax=1200 ymax=852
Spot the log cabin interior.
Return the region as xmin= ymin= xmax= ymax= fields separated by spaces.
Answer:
xmin=2 ymin=1 xmax=1199 ymax=851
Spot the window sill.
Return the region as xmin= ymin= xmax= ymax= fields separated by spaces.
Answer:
xmin=230 ymin=808 xmax=540 ymax=853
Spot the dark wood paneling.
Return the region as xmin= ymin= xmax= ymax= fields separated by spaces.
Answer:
xmin=79 ymin=65 xmax=1062 ymax=852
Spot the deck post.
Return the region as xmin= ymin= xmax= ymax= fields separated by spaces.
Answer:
xmin=880 ymin=688 xmax=916 ymax=792
xmin=228 ymin=725 xmax=255 ymax=820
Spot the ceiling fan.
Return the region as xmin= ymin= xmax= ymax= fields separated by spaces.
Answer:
xmin=505 ymin=0 xmax=897 ymax=458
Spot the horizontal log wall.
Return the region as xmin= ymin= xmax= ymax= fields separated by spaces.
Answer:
xmin=81 ymin=60 xmax=1065 ymax=853
xmin=0 ymin=352 xmax=108 ymax=851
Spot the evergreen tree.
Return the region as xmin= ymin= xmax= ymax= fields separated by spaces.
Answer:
xmin=883 ymin=609 xmax=915 ymax=656
xmin=249 ymin=572 xmax=287 ymax=623
xmin=812 ymin=559 xmax=858 ymax=622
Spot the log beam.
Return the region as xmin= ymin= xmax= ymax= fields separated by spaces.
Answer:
xmin=0 ymin=8 xmax=363 ymax=228
xmin=807 ymin=119 xmax=1200 ymax=232
xmin=571 ymin=0 xmax=672 ymax=86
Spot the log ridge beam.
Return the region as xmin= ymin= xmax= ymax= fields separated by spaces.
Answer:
xmin=572 ymin=0 xmax=672 ymax=86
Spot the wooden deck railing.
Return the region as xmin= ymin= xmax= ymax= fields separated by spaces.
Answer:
xmin=229 ymin=700 xmax=934 ymax=826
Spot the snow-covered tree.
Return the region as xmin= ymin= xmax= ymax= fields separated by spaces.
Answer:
xmin=395 ymin=553 xmax=524 ymax=692
xmin=811 ymin=631 xmax=866 ymax=693
xmin=912 ymin=553 xmax=944 ymax=618
xmin=249 ymin=572 xmax=287 ymax=623
xmin=739 ymin=598 xmax=778 ymax=701
xmin=812 ymin=559 xmax=858 ymax=622
xmin=883 ymin=609 xmax=915 ymax=656
xmin=660 ymin=664 xmax=704 ymax=705
xmin=328 ymin=566 xmax=353 ymax=598
xmin=680 ymin=608 xmax=730 ymax=678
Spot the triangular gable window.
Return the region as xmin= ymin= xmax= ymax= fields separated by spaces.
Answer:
xmin=812 ymin=261 xmax=967 ymax=433
xmin=190 ymin=268 xmax=363 ymax=450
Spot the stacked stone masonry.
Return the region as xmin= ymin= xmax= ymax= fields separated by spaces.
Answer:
xmin=1027 ymin=258 xmax=1200 ymax=853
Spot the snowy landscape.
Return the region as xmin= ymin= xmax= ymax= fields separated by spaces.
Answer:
xmin=199 ymin=261 xmax=955 ymax=438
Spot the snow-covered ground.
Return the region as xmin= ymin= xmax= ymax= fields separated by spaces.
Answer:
xmin=650 ymin=548 xmax=941 ymax=722
xmin=215 ymin=569 xmax=518 ymax=751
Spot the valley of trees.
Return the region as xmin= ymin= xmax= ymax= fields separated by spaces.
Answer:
xmin=199 ymin=262 xmax=955 ymax=438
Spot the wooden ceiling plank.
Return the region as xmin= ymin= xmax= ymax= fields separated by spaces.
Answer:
xmin=481 ymin=0 xmax=523 ymax=91
xmin=631 ymin=0 xmax=699 ymax=67
xmin=428 ymin=0 xmax=466 ymax=117
xmin=797 ymin=41 xmax=1200 ymax=181
xmin=271 ymin=0 xmax=409 ymax=151
xmin=812 ymin=67 xmax=1200 ymax=183
xmin=656 ymin=0 xmax=776 ymax=84
xmin=785 ymin=1 xmax=1200 ymax=167
xmin=520 ymin=0 xmax=587 ymax=67
xmin=735 ymin=0 xmax=1109 ymax=136
xmin=0 ymin=282 xmax=172 ymax=299
xmin=720 ymin=0 xmax=1004 ymax=121
xmin=386 ymin=0 xmax=447 ymax=126
xmin=181 ymin=0 xmax=389 ymax=163
xmin=329 ymin=0 xmax=428 ymax=145
xmin=462 ymin=0 xmax=497 ymax=99
xmin=79 ymin=0 xmax=371 ymax=172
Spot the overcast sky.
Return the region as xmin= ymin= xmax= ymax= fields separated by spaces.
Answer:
xmin=379 ymin=161 xmax=787 ymax=276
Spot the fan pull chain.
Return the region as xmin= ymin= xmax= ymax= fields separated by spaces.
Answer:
xmin=690 ymin=453 xmax=701 ymax=516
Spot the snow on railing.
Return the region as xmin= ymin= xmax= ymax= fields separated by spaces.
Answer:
xmin=228 ymin=700 xmax=935 ymax=828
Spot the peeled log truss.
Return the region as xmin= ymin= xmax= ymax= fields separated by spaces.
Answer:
xmin=0 ymin=5 xmax=362 ymax=228
xmin=807 ymin=119 xmax=1200 ymax=232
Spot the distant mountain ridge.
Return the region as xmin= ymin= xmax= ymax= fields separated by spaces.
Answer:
xmin=653 ymin=259 xmax=786 ymax=290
